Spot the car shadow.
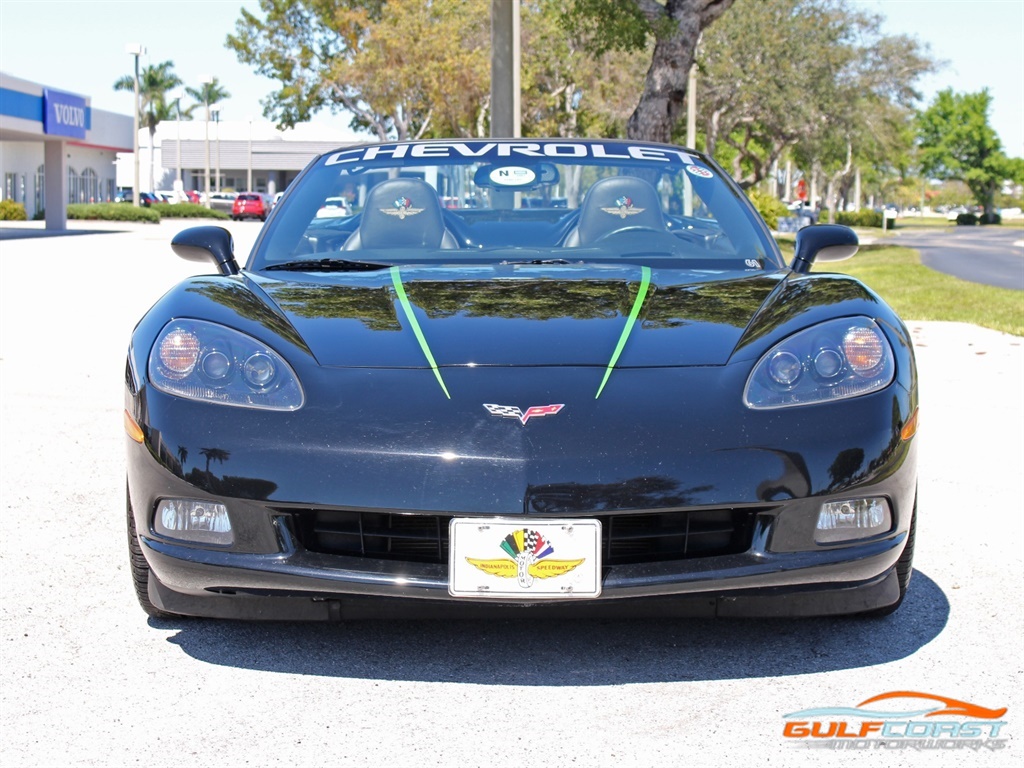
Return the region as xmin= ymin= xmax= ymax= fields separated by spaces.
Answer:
xmin=159 ymin=570 xmax=948 ymax=685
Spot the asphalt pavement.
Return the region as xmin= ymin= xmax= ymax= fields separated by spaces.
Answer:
xmin=888 ymin=221 xmax=1024 ymax=291
xmin=1 ymin=219 xmax=1021 ymax=767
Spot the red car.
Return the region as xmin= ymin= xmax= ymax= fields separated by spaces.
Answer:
xmin=231 ymin=193 xmax=272 ymax=221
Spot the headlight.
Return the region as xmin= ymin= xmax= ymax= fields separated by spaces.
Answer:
xmin=743 ymin=318 xmax=895 ymax=409
xmin=148 ymin=319 xmax=304 ymax=410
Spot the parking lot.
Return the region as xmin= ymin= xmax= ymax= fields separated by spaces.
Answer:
xmin=1 ymin=219 xmax=1021 ymax=767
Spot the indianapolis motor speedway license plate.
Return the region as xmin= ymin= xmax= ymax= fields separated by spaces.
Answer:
xmin=448 ymin=518 xmax=602 ymax=599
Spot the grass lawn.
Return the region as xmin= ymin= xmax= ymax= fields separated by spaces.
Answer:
xmin=811 ymin=245 xmax=1023 ymax=337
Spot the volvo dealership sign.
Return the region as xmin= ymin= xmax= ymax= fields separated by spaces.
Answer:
xmin=43 ymin=89 xmax=87 ymax=139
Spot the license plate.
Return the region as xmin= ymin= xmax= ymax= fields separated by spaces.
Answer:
xmin=448 ymin=518 xmax=602 ymax=599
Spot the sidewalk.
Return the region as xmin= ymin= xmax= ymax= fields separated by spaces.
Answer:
xmin=0 ymin=217 xmax=265 ymax=258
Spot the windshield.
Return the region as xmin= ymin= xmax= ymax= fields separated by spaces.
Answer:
xmin=250 ymin=139 xmax=781 ymax=271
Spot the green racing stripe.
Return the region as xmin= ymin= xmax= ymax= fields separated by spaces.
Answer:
xmin=595 ymin=266 xmax=651 ymax=399
xmin=390 ymin=264 xmax=648 ymax=401
xmin=390 ymin=266 xmax=451 ymax=399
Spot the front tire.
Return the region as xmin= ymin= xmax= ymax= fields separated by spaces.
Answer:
xmin=126 ymin=486 xmax=181 ymax=619
xmin=861 ymin=498 xmax=916 ymax=617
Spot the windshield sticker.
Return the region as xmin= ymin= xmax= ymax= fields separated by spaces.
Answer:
xmin=325 ymin=142 xmax=699 ymax=167
xmin=602 ymin=196 xmax=646 ymax=219
xmin=381 ymin=196 xmax=424 ymax=219
xmin=686 ymin=165 xmax=715 ymax=179
xmin=489 ymin=166 xmax=537 ymax=186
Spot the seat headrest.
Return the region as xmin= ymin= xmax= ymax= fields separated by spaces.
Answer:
xmin=354 ymin=178 xmax=448 ymax=249
xmin=570 ymin=176 xmax=666 ymax=246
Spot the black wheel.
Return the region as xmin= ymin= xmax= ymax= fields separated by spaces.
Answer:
xmin=126 ymin=486 xmax=180 ymax=619
xmin=861 ymin=498 xmax=916 ymax=617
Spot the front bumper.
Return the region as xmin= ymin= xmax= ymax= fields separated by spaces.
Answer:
xmin=138 ymin=498 xmax=910 ymax=619
xmin=127 ymin=362 xmax=917 ymax=620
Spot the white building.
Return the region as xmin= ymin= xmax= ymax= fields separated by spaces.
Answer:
xmin=119 ymin=118 xmax=358 ymax=199
xmin=0 ymin=72 xmax=133 ymax=228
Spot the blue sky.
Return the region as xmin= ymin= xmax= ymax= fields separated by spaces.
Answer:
xmin=1 ymin=0 xmax=1021 ymax=155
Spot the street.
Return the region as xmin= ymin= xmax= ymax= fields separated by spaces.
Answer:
xmin=1 ymin=220 xmax=1021 ymax=767
xmin=891 ymin=222 xmax=1024 ymax=291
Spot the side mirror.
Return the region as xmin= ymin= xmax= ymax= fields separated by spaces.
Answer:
xmin=170 ymin=226 xmax=240 ymax=276
xmin=790 ymin=224 xmax=858 ymax=274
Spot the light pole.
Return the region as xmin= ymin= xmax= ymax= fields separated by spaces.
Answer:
xmin=246 ymin=116 xmax=253 ymax=192
xmin=173 ymin=87 xmax=185 ymax=200
xmin=210 ymin=104 xmax=222 ymax=194
xmin=125 ymin=43 xmax=146 ymax=207
xmin=199 ymin=74 xmax=212 ymax=208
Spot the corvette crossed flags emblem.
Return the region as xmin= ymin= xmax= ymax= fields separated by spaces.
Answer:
xmin=483 ymin=403 xmax=564 ymax=425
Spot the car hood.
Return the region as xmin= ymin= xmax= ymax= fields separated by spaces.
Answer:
xmin=244 ymin=265 xmax=784 ymax=368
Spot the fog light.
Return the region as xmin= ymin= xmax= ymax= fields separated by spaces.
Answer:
xmin=154 ymin=499 xmax=233 ymax=546
xmin=815 ymin=498 xmax=890 ymax=543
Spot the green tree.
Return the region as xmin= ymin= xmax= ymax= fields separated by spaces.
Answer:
xmin=185 ymin=79 xmax=232 ymax=115
xmin=521 ymin=0 xmax=647 ymax=140
xmin=562 ymin=0 xmax=737 ymax=143
xmin=227 ymin=0 xmax=646 ymax=141
xmin=227 ymin=0 xmax=489 ymax=139
xmin=114 ymin=60 xmax=183 ymax=192
xmin=917 ymin=88 xmax=1024 ymax=220
xmin=695 ymin=0 xmax=933 ymax=205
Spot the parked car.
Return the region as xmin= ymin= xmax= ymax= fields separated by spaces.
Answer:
xmin=125 ymin=138 xmax=918 ymax=621
xmin=116 ymin=191 xmax=159 ymax=206
xmin=231 ymin=192 xmax=273 ymax=221
xmin=205 ymin=192 xmax=237 ymax=212
xmin=314 ymin=196 xmax=352 ymax=218
xmin=787 ymin=201 xmax=818 ymax=224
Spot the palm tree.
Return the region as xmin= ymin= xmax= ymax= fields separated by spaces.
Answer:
xmin=185 ymin=79 xmax=231 ymax=114
xmin=185 ymin=79 xmax=232 ymax=199
xmin=199 ymin=447 xmax=231 ymax=476
xmin=114 ymin=61 xmax=183 ymax=194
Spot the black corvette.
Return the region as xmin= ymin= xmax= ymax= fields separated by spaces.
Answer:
xmin=124 ymin=139 xmax=918 ymax=620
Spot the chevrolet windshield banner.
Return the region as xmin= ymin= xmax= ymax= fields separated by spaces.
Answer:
xmin=43 ymin=89 xmax=88 ymax=140
xmin=324 ymin=141 xmax=700 ymax=169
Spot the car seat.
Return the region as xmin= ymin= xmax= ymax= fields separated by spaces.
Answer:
xmin=563 ymin=176 xmax=667 ymax=247
xmin=343 ymin=178 xmax=458 ymax=250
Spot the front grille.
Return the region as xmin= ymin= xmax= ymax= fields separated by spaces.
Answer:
xmin=289 ymin=507 xmax=763 ymax=566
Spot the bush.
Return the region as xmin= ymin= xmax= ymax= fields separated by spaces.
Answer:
xmin=979 ymin=211 xmax=1002 ymax=225
xmin=67 ymin=203 xmax=160 ymax=223
xmin=0 ymin=199 xmax=28 ymax=221
xmin=955 ymin=212 xmax=979 ymax=226
xmin=746 ymin=189 xmax=790 ymax=230
xmin=835 ymin=209 xmax=884 ymax=228
xmin=150 ymin=202 xmax=230 ymax=219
